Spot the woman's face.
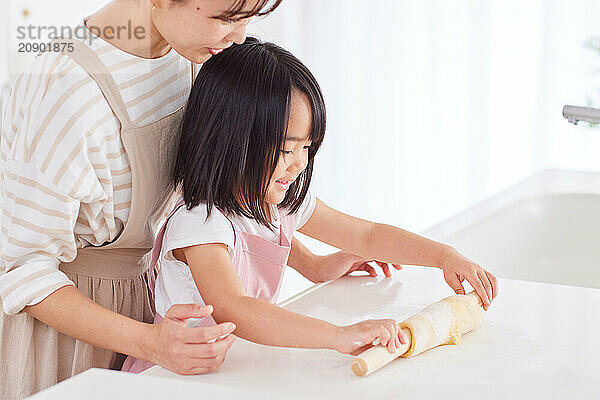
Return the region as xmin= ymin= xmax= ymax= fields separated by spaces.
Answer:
xmin=152 ymin=0 xmax=254 ymax=63
xmin=265 ymin=91 xmax=313 ymax=206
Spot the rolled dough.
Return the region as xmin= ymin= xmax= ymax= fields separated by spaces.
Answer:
xmin=400 ymin=291 xmax=483 ymax=357
xmin=352 ymin=291 xmax=483 ymax=376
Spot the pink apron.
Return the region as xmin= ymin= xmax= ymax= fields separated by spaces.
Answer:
xmin=122 ymin=198 xmax=295 ymax=373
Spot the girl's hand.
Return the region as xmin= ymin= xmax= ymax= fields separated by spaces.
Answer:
xmin=440 ymin=248 xmax=498 ymax=310
xmin=334 ymin=319 xmax=406 ymax=355
xmin=146 ymin=304 xmax=237 ymax=375
xmin=313 ymin=252 xmax=402 ymax=282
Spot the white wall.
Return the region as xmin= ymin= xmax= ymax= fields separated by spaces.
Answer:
xmin=0 ymin=10 xmax=7 ymax=86
xmin=1 ymin=1 xmax=109 ymax=123
xmin=248 ymin=0 xmax=600 ymax=235
xmin=5 ymin=0 xmax=108 ymax=80
xmin=2 ymin=0 xmax=599 ymax=241
xmin=2 ymin=1 xmax=599 ymax=299
xmin=536 ymin=1 xmax=600 ymax=171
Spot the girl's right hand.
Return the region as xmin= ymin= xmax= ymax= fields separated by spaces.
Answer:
xmin=334 ymin=319 xmax=406 ymax=356
xmin=146 ymin=304 xmax=237 ymax=375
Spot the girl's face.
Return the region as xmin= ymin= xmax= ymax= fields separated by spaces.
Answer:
xmin=265 ymin=91 xmax=313 ymax=206
xmin=152 ymin=0 xmax=254 ymax=63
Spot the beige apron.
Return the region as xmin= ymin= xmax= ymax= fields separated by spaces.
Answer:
xmin=0 ymin=38 xmax=195 ymax=399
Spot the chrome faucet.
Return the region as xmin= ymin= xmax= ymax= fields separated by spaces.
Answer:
xmin=562 ymin=105 xmax=600 ymax=125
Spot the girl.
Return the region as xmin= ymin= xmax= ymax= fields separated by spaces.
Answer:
xmin=122 ymin=37 xmax=498 ymax=374
xmin=2 ymin=2 xmax=344 ymax=397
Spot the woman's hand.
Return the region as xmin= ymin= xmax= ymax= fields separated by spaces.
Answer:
xmin=312 ymin=252 xmax=402 ymax=282
xmin=334 ymin=319 xmax=406 ymax=356
xmin=145 ymin=304 xmax=237 ymax=375
xmin=440 ymin=248 xmax=498 ymax=310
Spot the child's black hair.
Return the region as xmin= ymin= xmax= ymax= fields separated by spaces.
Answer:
xmin=172 ymin=37 xmax=326 ymax=227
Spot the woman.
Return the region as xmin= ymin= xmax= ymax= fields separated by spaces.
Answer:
xmin=0 ymin=1 xmax=320 ymax=398
xmin=0 ymin=1 xmax=407 ymax=397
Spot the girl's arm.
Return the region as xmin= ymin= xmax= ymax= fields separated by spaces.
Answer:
xmin=286 ymin=236 xmax=322 ymax=282
xmin=298 ymin=199 xmax=498 ymax=308
xmin=180 ymin=243 xmax=405 ymax=354
xmin=288 ymin=237 xmax=400 ymax=282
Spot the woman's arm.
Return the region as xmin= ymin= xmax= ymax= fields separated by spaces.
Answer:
xmin=298 ymin=198 xmax=497 ymax=308
xmin=181 ymin=243 xmax=404 ymax=353
xmin=25 ymin=286 xmax=236 ymax=375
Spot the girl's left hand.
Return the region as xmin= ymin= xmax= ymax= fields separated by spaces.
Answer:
xmin=313 ymin=252 xmax=401 ymax=282
xmin=440 ymin=248 xmax=498 ymax=311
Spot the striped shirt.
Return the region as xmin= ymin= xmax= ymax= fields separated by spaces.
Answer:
xmin=0 ymin=26 xmax=194 ymax=315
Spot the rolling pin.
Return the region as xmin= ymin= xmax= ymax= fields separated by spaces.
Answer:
xmin=351 ymin=291 xmax=484 ymax=377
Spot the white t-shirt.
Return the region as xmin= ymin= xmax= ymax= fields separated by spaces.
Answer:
xmin=154 ymin=192 xmax=316 ymax=317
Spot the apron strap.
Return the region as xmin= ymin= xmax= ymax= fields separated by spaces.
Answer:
xmin=49 ymin=37 xmax=134 ymax=131
xmin=50 ymin=34 xmax=197 ymax=131
xmin=275 ymin=206 xmax=295 ymax=248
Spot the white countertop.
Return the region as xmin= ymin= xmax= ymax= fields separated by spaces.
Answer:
xmin=32 ymin=267 xmax=598 ymax=399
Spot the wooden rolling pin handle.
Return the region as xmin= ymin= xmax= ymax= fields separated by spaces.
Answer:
xmin=351 ymin=328 xmax=412 ymax=377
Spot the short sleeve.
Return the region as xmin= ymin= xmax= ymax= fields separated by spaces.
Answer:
xmin=293 ymin=191 xmax=316 ymax=230
xmin=163 ymin=204 xmax=236 ymax=257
